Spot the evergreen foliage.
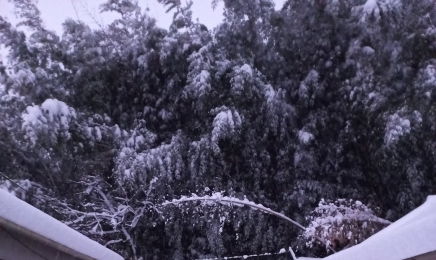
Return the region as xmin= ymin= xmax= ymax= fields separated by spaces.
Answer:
xmin=1 ymin=0 xmax=435 ymax=258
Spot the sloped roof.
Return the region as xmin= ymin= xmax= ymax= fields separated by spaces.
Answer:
xmin=322 ymin=195 xmax=436 ymax=260
xmin=0 ymin=189 xmax=123 ymax=260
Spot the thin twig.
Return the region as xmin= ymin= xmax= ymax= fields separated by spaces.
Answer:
xmin=70 ymin=0 xmax=82 ymax=22
xmin=76 ymin=0 xmax=121 ymax=56
xmin=0 ymin=172 xmax=63 ymax=216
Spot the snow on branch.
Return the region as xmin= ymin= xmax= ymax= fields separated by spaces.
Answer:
xmin=162 ymin=192 xmax=305 ymax=230
xmin=22 ymin=98 xmax=76 ymax=146
xmin=163 ymin=192 xmax=322 ymax=258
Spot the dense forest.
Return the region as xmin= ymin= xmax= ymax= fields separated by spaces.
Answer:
xmin=1 ymin=0 xmax=436 ymax=259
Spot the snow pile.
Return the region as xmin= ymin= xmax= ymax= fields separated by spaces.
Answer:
xmin=323 ymin=195 xmax=436 ymax=260
xmin=0 ymin=189 xmax=124 ymax=260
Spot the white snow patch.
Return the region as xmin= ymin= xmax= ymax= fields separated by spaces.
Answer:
xmin=137 ymin=54 xmax=148 ymax=68
xmin=384 ymin=113 xmax=411 ymax=145
xmin=362 ymin=46 xmax=375 ymax=55
xmin=22 ymin=105 xmax=45 ymax=126
xmin=264 ymin=84 xmax=276 ymax=103
xmin=22 ymin=99 xmax=76 ymax=145
xmin=95 ymin=126 xmax=102 ymax=141
xmin=41 ymin=99 xmax=75 ymax=121
xmin=363 ymin=0 xmax=378 ymax=13
xmin=240 ymin=64 xmax=253 ymax=76
xmin=360 ymin=0 xmax=401 ymax=22
xmin=10 ymin=68 xmax=36 ymax=85
xmin=211 ymin=108 xmax=242 ymax=153
xmin=423 ymin=65 xmax=436 ymax=88
xmin=183 ymin=43 xmax=190 ymax=52
xmin=114 ymin=124 xmax=121 ymax=137
xmin=199 ymin=70 xmax=210 ymax=83
xmin=298 ymin=130 xmax=314 ymax=144
xmin=359 ymin=0 xmax=380 ymax=22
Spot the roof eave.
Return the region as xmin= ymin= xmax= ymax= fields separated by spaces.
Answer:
xmin=0 ymin=215 xmax=95 ymax=260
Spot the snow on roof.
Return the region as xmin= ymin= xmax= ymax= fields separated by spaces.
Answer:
xmin=0 ymin=189 xmax=124 ymax=260
xmin=323 ymin=195 xmax=436 ymax=260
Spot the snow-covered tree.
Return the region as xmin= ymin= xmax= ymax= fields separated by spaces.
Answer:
xmin=1 ymin=0 xmax=436 ymax=258
xmin=303 ymin=198 xmax=390 ymax=253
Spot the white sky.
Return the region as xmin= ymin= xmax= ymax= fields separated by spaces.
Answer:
xmin=0 ymin=0 xmax=287 ymax=62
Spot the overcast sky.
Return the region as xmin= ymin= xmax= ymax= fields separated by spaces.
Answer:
xmin=1 ymin=0 xmax=287 ymax=31
xmin=0 ymin=0 xmax=287 ymax=61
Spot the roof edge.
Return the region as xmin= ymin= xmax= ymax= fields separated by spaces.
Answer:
xmin=0 ymin=215 xmax=95 ymax=260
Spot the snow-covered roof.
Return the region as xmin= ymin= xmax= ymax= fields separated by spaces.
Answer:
xmin=0 ymin=189 xmax=124 ymax=260
xmin=323 ymin=195 xmax=436 ymax=260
